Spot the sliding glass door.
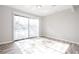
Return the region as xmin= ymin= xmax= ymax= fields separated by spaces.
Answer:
xmin=14 ymin=15 xmax=28 ymax=40
xmin=14 ymin=15 xmax=39 ymax=40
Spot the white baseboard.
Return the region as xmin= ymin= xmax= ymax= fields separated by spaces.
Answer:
xmin=0 ymin=41 xmax=13 ymax=45
xmin=42 ymin=36 xmax=79 ymax=45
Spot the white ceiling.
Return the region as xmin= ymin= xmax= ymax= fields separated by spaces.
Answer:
xmin=7 ymin=5 xmax=73 ymax=17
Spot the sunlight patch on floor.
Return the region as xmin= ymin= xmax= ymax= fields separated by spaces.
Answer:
xmin=15 ymin=37 xmax=70 ymax=54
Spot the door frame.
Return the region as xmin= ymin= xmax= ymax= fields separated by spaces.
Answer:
xmin=13 ymin=14 xmax=39 ymax=41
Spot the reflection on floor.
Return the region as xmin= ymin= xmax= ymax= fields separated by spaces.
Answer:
xmin=0 ymin=37 xmax=79 ymax=54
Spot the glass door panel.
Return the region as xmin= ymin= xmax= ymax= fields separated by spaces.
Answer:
xmin=29 ymin=18 xmax=39 ymax=37
xmin=14 ymin=15 xmax=28 ymax=40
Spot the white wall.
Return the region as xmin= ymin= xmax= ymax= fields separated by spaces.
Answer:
xmin=42 ymin=8 xmax=79 ymax=44
xmin=0 ymin=6 xmax=13 ymax=44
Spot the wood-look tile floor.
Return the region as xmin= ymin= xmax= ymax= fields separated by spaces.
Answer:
xmin=0 ymin=37 xmax=79 ymax=54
